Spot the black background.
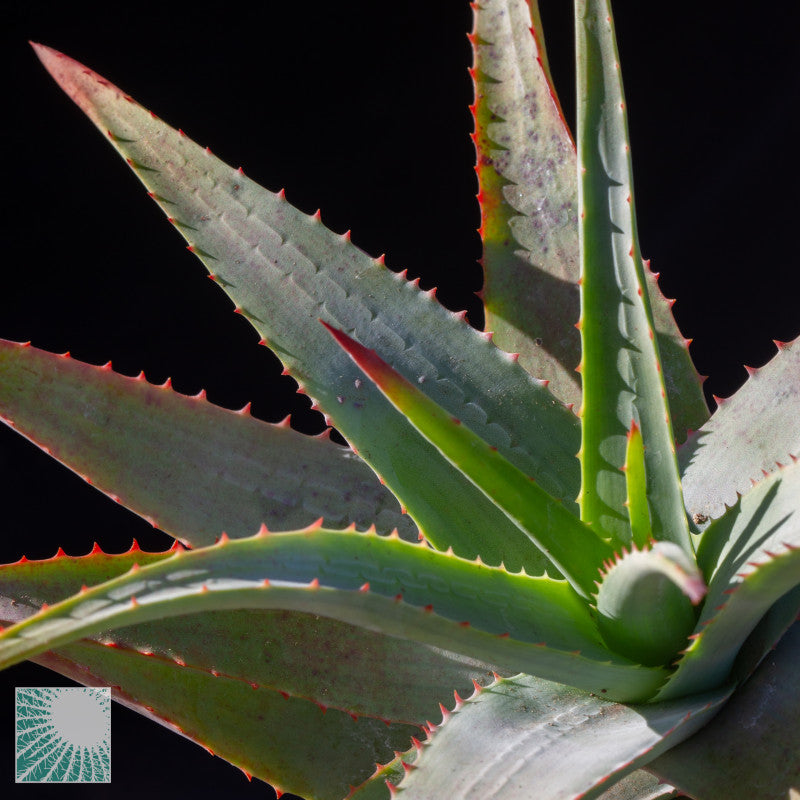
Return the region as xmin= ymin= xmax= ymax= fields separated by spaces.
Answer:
xmin=2 ymin=1 xmax=799 ymax=797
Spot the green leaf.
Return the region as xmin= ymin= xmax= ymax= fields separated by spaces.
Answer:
xmin=351 ymin=738 xmax=684 ymax=800
xmin=40 ymin=641 xmax=419 ymax=800
xmin=595 ymin=542 xmax=705 ymax=667
xmin=0 ymin=339 xmax=414 ymax=544
xmin=575 ymin=0 xmax=690 ymax=553
xmin=470 ymin=0 xmax=708 ymax=439
xmin=31 ymin=41 xmax=581 ymax=576
xmin=679 ymin=336 xmax=800 ymax=527
xmin=391 ymin=672 xmax=730 ymax=800
xmin=0 ymin=528 xmax=667 ymax=702
xmin=656 ymin=462 xmax=800 ymax=701
xmin=729 ymin=583 xmax=800 ymax=684
xmin=624 ymin=422 xmax=651 ymax=548
xmin=354 ymin=729 xmax=683 ymax=800
xmin=697 ymin=459 xmax=800 ymax=586
xmin=323 ymin=323 xmax=613 ymax=598
xmin=1 ymin=547 xmax=499 ymax=799
xmin=648 ymin=621 xmax=800 ymax=800
xmin=0 ymin=547 xmax=499 ymax=724
xmin=645 ymin=266 xmax=709 ymax=448
xmin=472 ymin=0 xmax=581 ymax=407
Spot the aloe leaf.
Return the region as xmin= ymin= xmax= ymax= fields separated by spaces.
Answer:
xmin=679 ymin=336 xmax=800 ymax=526
xmin=0 ymin=528 xmax=667 ymax=702
xmin=623 ymin=422 xmax=651 ymax=548
xmin=351 ymin=733 xmax=682 ymax=800
xmin=471 ymin=0 xmax=581 ymax=407
xmin=595 ymin=542 xmax=705 ymax=667
xmin=31 ymin=42 xmax=580 ymax=575
xmin=575 ymin=1 xmax=690 ymax=553
xmin=0 ymin=339 xmax=415 ymax=544
xmin=655 ymin=462 xmax=800 ymax=701
xmin=648 ymin=621 xmax=800 ymax=800
xmin=1 ymin=548 xmax=502 ymax=798
xmin=324 ymin=323 xmax=612 ymax=598
xmin=41 ymin=641 xmax=420 ymax=800
xmin=0 ymin=547 xmax=499 ymax=724
xmin=697 ymin=458 xmax=800 ymax=585
xmin=470 ymin=0 xmax=708 ymax=439
xmin=351 ymin=753 xmax=682 ymax=800
xmin=388 ymin=673 xmax=729 ymax=800
xmin=728 ymin=583 xmax=800 ymax=684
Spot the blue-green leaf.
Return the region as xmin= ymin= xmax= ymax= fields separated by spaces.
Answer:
xmin=0 ymin=527 xmax=666 ymax=702
xmin=31 ymin=41 xmax=581 ymax=576
xmin=575 ymin=0 xmax=689 ymax=553
xmin=392 ymin=672 xmax=729 ymax=800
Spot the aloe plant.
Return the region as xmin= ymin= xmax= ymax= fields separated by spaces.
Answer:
xmin=2 ymin=2 xmax=799 ymax=798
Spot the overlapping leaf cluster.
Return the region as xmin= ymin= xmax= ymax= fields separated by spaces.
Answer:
xmin=1 ymin=2 xmax=798 ymax=798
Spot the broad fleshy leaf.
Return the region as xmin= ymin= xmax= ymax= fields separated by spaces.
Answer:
xmin=0 ymin=546 xmax=498 ymax=724
xmin=349 ymin=742 xmax=682 ymax=800
xmin=575 ymin=0 xmax=690 ymax=553
xmin=351 ymin=718 xmax=683 ymax=800
xmin=0 ymin=528 xmax=668 ymax=702
xmin=679 ymin=336 xmax=800 ymax=526
xmin=38 ymin=642 xmax=419 ymax=800
xmin=656 ymin=461 xmax=800 ymax=701
xmin=388 ymin=672 xmax=729 ymax=800
xmin=648 ymin=621 xmax=800 ymax=800
xmin=0 ymin=339 xmax=415 ymax=544
xmin=471 ymin=0 xmax=708 ymax=440
xmin=324 ymin=323 xmax=612 ymax=598
xmin=729 ymin=584 xmax=800 ymax=684
xmin=31 ymin=41 xmax=581 ymax=576
xmin=1 ymin=547 xmax=499 ymax=799
xmin=472 ymin=0 xmax=581 ymax=406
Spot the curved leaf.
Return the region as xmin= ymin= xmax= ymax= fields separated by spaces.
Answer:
xmin=1 ymin=546 xmax=497 ymax=798
xmin=0 ymin=528 xmax=667 ymax=702
xmin=0 ymin=339 xmax=415 ymax=544
xmin=351 ymin=722 xmax=683 ymax=800
xmin=595 ymin=543 xmax=704 ymax=667
xmin=391 ymin=672 xmax=729 ymax=800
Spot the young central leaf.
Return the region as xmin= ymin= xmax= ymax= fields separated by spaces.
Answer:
xmin=624 ymin=421 xmax=651 ymax=548
xmin=595 ymin=541 xmax=706 ymax=666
